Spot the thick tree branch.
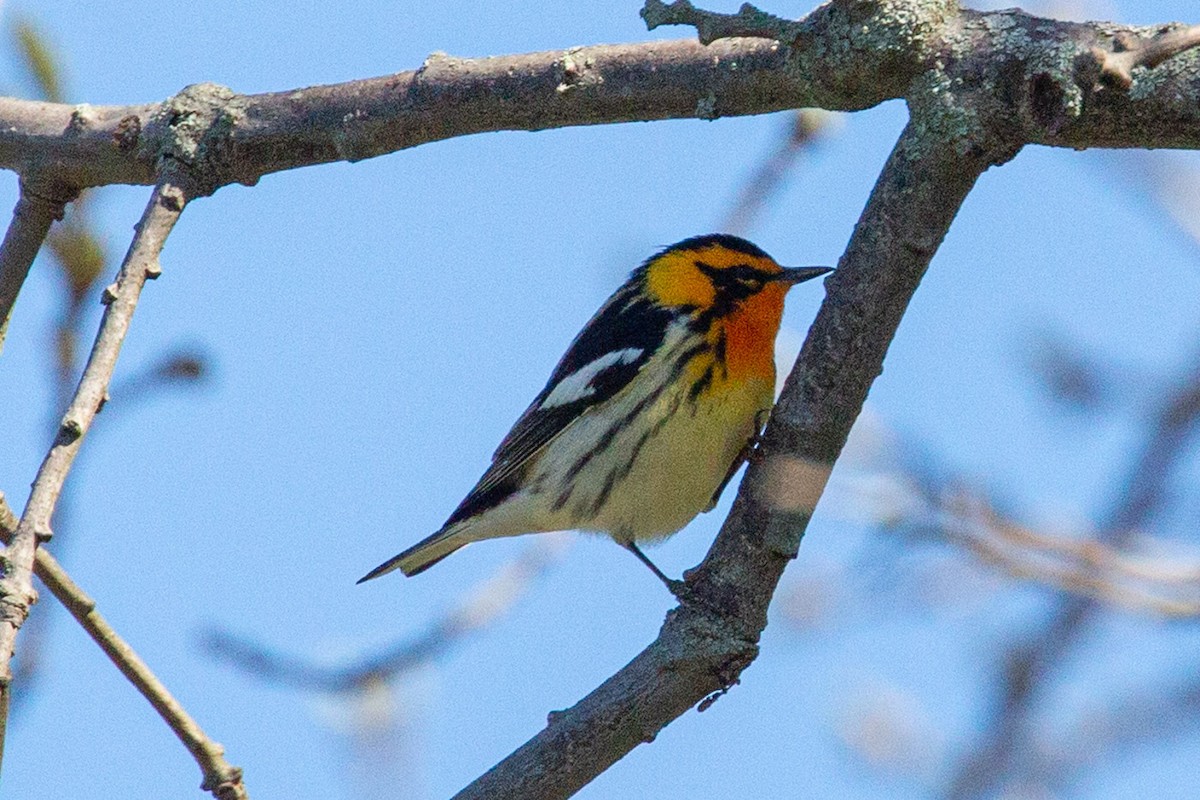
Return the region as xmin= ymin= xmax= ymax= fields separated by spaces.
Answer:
xmin=0 ymin=40 xmax=802 ymax=190
xmin=0 ymin=176 xmax=189 ymax=767
xmin=0 ymin=8 xmax=1196 ymax=193
xmin=453 ymin=110 xmax=1005 ymax=798
xmin=0 ymin=495 xmax=247 ymax=800
xmin=0 ymin=178 xmax=77 ymax=352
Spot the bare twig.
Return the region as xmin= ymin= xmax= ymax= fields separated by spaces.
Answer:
xmin=2 ymin=20 xmax=112 ymax=713
xmin=1093 ymin=25 xmax=1200 ymax=90
xmin=0 ymin=179 xmax=77 ymax=352
xmin=452 ymin=101 xmax=1004 ymax=796
xmin=0 ymin=176 xmax=190 ymax=769
xmin=0 ymin=494 xmax=247 ymax=799
xmin=641 ymin=0 xmax=800 ymax=45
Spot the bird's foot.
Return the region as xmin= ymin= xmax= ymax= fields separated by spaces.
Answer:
xmin=665 ymin=577 xmax=692 ymax=601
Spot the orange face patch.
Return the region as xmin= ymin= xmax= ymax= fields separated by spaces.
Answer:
xmin=643 ymin=249 xmax=716 ymax=309
xmin=643 ymin=242 xmax=788 ymax=386
xmin=643 ymin=244 xmax=782 ymax=310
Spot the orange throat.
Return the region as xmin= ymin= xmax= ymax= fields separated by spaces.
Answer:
xmin=716 ymin=282 xmax=786 ymax=383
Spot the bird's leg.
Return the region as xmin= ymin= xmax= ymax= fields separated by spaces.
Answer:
xmin=622 ymin=542 xmax=691 ymax=599
xmin=747 ymin=408 xmax=771 ymax=464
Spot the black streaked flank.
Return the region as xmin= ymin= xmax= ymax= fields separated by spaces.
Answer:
xmin=688 ymin=362 xmax=715 ymax=403
xmin=584 ymin=388 xmax=688 ymax=520
xmin=613 ymin=393 xmax=685 ymax=483
xmin=588 ymin=471 xmax=620 ymax=518
xmin=445 ymin=281 xmax=678 ymax=524
xmin=714 ymin=332 xmax=728 ymax=379
xmin=666 ymin=339 xmax=712 ymax=384
xmin=553 ymin=375 xmax=675 ymax=509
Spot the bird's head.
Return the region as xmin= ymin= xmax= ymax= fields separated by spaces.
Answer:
xmin=639 ymin=234 xmax=830 ymax=316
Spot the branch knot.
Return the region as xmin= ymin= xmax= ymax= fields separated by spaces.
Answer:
xmin=144 ymin=83 xmax=247 ymax=197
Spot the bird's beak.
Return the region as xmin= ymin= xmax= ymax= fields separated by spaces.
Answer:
xmin=772 ymin=265 xmax=834 ymax=284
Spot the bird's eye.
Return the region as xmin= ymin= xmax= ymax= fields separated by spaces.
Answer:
xmin=695 ymin=261 xmax=766 ymax=292
xmin=728 ymin=266 xmax=763 ymax=290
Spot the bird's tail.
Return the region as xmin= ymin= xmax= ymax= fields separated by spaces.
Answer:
xmin=357 ymin=524 xmax=472 ymax=583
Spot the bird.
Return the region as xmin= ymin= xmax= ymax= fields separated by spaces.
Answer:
xmin=359 ymin=234 xmax=831 ymax=596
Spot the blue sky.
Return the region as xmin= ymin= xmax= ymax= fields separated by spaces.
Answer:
xmin=2 ymin=1 xmax=1200 ymax=798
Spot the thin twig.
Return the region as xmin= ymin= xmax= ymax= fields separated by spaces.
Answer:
xmin=0 ymin=178 xmax=77 ymax=352
xmin=0 ymin=176 xmax=190 ymax=770
xmin=0 ymin=494 xmax=247 ymax=799
xmin=640 ymin=0 xmax=800 ymax=45
xmin=1094 ymin=25 xmax=1200 ymax=90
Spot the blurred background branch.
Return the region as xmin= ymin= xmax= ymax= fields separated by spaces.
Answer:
xmin=717 ymin=109 xmax=840 ymax=235
xmin=205 ymin=538 xmax=567 ymax=798
xmin=205 ymin=538 xmax=566 ymax=693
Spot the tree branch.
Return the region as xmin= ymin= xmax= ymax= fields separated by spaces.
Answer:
xmin=0 ymin=494 xmax=247 ymax=799
xmin=0 ymin=8 xmax=1196 ymax=192
xmin=0 ymin=176 xmax=190 ymax=768
xmin=0 ymin=178 xmax=77 ymax=352
xmin=0 ymin=40 xmax=804 ymax=190
xmin=452 ymin=104 xmax=1003 ymax=797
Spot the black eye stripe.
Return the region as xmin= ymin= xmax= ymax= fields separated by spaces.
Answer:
xmin=695 ymin=261 xmax=768 ymax=286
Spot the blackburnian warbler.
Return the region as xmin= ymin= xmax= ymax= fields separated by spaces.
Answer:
xmin=359 ymin=235 xmax=830 ymax=595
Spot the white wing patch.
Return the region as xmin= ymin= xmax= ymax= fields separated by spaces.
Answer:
xmin=539 ymin=347 xmax=644 ymax=409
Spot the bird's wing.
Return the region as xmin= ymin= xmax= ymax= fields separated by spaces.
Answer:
xmin=444 ymin=286 xmax=675 ymax=526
